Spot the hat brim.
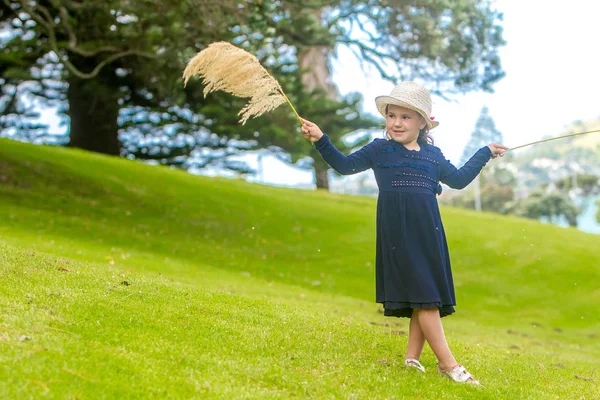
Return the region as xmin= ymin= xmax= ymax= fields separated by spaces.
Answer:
xmin=375 ymin=95 xmax=439 ymax=129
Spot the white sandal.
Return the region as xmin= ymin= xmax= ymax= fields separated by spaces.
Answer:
xmin=438 ymin=364 xmax=480 ymax=385
xmin=404 ymin=358 xmax=426 ymax=373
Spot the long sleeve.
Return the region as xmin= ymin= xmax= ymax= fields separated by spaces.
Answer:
xmin=439 ymin=146 xmax=492 ymax=189
xmin=314 ymin=134 xmax=378 ymax=175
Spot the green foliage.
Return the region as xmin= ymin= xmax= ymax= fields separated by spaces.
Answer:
xmin=446 ymin=170 xmax=596 ymax=228
xmin=555 ymin=173 xmax=599 ymax=195
xmin=1 ymin=1 xmax=325 ymax=137
xmin=505 ymin=191 xmax=580 ymax=227
xmin=1 ymin=139 xmax=599 ymax=398
xmin=443 ymin=183 xmax=514 ymax=214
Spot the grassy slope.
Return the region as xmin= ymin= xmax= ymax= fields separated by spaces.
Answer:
xmin=0 ymin=139 xmax=598 ymax=399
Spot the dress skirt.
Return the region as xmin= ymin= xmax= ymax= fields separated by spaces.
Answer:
xmin=375 ymin=190 xmax=456 ymax=318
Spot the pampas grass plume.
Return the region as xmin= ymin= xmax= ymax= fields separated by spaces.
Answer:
xmin=183 ymin=41 xmax=301 ymax=125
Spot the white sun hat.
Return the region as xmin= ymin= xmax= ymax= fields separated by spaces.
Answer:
xmin=375 ymin=81 xmax=439 ymax=130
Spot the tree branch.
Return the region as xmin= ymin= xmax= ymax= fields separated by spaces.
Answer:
xmin=342 ymin=38 xmax=398 ymax=81
xmin=326 ymin=7 xmax=364 ymax=29
xmin=66 ymin=49 xmax=157 ymax=79
xmin=56 ymin=5 xmax=122 ymax=57
xmin=0 ymin=85 xmax=18 ymax=118
xmin=14 ymin=0 xmax=155 ymax=79
xmin=351 ymin=14 xmax=378 ymax=43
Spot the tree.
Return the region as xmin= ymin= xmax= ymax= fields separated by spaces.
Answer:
xmin=0 ymin=1 xmax=328 ymax=147
xmin=2 ymin=0 xmax=506 ymax=189
xmin=460 ymin=106 xmax=503 ymax=165
xmin=1 ymin=0 xmax=374 ymax=184
xmin=555 ymin=173 xmax=599 ymax=196
xmin=297 ymin=8 xmax=338 ymax=189
xmin=442 ymin=183 xmax=514 ymax=214
xmin=554 ymin=172 xmax=600 ymax=225
xmin=458 ymin=106 xmax=506 ymax=211
xmin=505 ymin=191 xmax=580 ymax=228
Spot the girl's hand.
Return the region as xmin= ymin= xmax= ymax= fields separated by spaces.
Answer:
xmin=488 ymin=143 xmax=509 ymax=159
xmin=300 ymin=118 xmax=324 ymax=143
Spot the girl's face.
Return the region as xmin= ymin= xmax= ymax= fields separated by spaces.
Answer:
xmin=385 ymin=104 xmax=426 ymax=147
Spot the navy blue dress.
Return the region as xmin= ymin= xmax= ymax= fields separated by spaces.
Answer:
xmin=314 ymin=134 xmax=492 ymax=318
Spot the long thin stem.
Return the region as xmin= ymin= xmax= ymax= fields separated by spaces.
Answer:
xmin=506 ymin=129 xmax=600 ymax=152
xmin=277 ymin=88 xmax=304 ymax=126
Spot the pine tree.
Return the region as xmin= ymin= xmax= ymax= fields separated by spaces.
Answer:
xmin=460 ymin=106 xmax=504 ymax=211
xmin=460 ymin=106 xmax=503 ymax=165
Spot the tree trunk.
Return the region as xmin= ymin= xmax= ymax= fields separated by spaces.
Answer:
xmin=474 ymin=174 xmax=482 ymax=212
xmin=298 ymin=46 xmax=338 ymax=100
xmin=298 ymin=9 xmax=337 ymax=190
xmin=311 ymin=148 xmax=330 ymax=190
xmin=315 ymin=165 xmax=329 ymax=191
xmin=66 ymin=65 xmax=121 ymax=155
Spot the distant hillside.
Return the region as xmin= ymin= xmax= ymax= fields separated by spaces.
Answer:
xmin=507 ymin=118 xmax=600 ymax=190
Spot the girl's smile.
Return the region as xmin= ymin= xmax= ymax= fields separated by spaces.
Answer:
xmin=386 ymin=104 xmax=426 ymax=148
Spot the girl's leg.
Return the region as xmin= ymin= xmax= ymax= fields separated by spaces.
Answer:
xmin=414 ymin=308 xmax=457 ymax=371
xmin=406 ymin=312 xmax=426 ymax=360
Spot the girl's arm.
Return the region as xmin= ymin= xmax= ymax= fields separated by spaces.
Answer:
xmin=438 ymin=144 xmax=507 ymax=189
xmin=302 ymin=118 xmax=376 ymax=175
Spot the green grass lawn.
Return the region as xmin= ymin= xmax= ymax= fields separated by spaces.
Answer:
xmin=1 ymin=138 xmax=598 ymax=399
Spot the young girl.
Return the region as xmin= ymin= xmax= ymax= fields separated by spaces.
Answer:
xmin=301 ymin=81 xmax=507 ymax=385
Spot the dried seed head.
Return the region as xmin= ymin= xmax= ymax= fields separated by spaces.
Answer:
xmin=183 ymin=42 xmax=286 ymax=124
